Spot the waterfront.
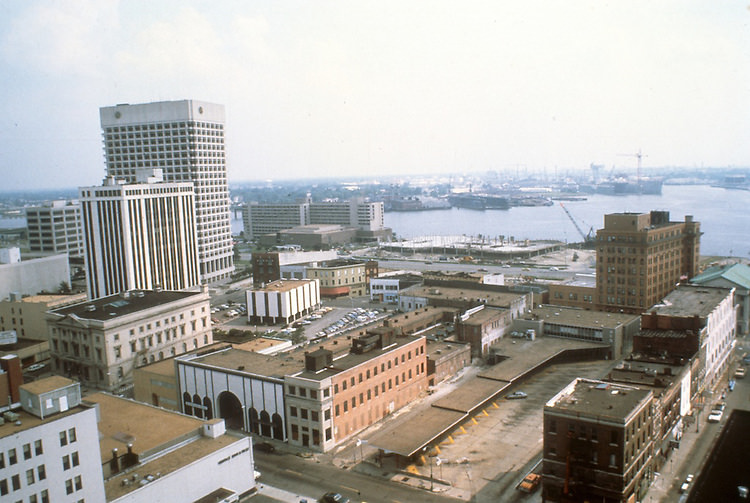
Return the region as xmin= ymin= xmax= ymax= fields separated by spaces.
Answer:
xmin=384 ymin=184 xmax=747 ymax=258
xmin=3 ymin=184 xmax=746 ymax=259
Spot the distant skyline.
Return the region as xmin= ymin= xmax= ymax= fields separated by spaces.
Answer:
xmin=1 ymin=1 xmax=749 ymax=191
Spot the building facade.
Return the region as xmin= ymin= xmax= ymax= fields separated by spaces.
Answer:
xmin=47 ymin=289 xmax=212 ymax=392
xmin=100 ymin=100 xmax=234 ymax=283
xmin=243 ymin=202 xmax=309 ymax=239
xmin=244 ymin=197 xmax=388 ymax=241
xmin=285 ymin=333 xmax=427 ymax=452
xmin=25 ymin=200 xmax=84 ymax=258
xmin=306 ymin=259 xmax=367 ymax=297
xmin=0 ymin=377 xmax=106 ymax=503
xmin=246 ymin=279 xmax=320 ymax=325
xmin=175 ymin=347 xmax=290 ymax=440
xmin=455 ymin=305 xmax=511 ymax=358
xmin=690 ymin=262 xmax=750 ymax=336
xmin=596 ymin=211 xmax=701 ymax=313
xmin=80 ymin=171 xmax=200 ymax=299
xmin=643 ymin=284 xmax=735 ymax=392
xmin=543 ymin=378 xmax=654 ymax=503
xmin=0 ymin=250 xmax=70 ymax=301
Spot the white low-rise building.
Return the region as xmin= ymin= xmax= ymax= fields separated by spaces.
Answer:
xmin=247 ymin=278 xmax=320 ymax=325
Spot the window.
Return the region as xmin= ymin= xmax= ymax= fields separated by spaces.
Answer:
xmin=34 ymin=440 xmax=43 ymax=455
xmin=301 ymin=409 xmax=308 ymax=420
xmin=23 ymin=443 xmax=31 ymax=460
xmin=26 ymin=468 xmax=35 ymax=485
xmin=0 ymin=479 xmax=6 ymax=496
xmin=74 ymin=475 xmax=82 ymax=490
xmin=37 ymin=465 xmax=46 ymax=480
xmin=311 ymin=411 xmax=319 ymax=422
xmin=288 ymin=385 xmax=296 ymax=396
xmin=72 ymin=452 xmax=79 ymax=467
xmin=66 ymin=479 xmax=73 ymax=494
xmin=8 ymin=448 xmax=17 ymax=464
xmin=60 ymin=431 xmax=68 ymax=446
xmin=11 ymin=474 xmax=20 ymax=491
xmin=63 ymin=455 xmax=71 ymax=470
xmin=40 ymin=490 xmax=48 ymax=503
xmin=290 ymin=406 xmax=297 ymax=417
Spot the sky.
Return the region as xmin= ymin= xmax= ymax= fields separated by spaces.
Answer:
xmin=1 ymin=0 xmax=749 ymax=190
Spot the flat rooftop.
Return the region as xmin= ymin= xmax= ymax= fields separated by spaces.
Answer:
xmin=233 ymin=337 xmax=289 ymax=353
xmin=480 ymin=336 xmax=610 ymax=382
xmin=20 ymin=375 xmax=75 ymax=395
xmin=649 ymin=285 xmax=732 ymax=318
xmin=297 ymin=335 xmax=423 ymax=381
xmin=404 ymin=285 xmax=524 ymax=308
xmin=546 ymin=378 xmax=652 ymax=422
xmin=366 ymin=406 xmax=465 ymax=457
xmin=432 ymin=377 xmax=508 ymax=414
xmin=461 ymin=306 xmax=507 ymax=325
xmin=257 ymin=279 xmax=315 ymax=293
xmin=186 ymin=347 xmax=304 ymax=380
xmin=85 ymin=392 xmax=205 ymax=463
xmin=426 ymin=339 xmax=468 ymax=360
xmin=0 ymin=403 xmax=89 ymax=440
xmin=523 ymin=305 xmax=639 ymax=329
xmin=50 ymin=290 xmax=204 ymax=322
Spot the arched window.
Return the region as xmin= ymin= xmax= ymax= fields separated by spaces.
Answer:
xmin=203 ymin=397 xmax=213 ymax=420
xmin=183 ymin=392 xmax=192 ymax=415
xmin=248 ymin=408 xmax=260 ymax=435
xmin=260 ymin=410 xmax=272 ymax=437
xmin=193 ymin=394 xmax=203 ymax=418
xmin=272 ymin=413 xmax=284 ymax=440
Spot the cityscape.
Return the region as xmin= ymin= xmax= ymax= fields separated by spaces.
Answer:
xmin=1 ymin=3 xmax=750 ymax=503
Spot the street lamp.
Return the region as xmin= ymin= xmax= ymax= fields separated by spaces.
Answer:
xmin=356 ymin=438 xmax=366 ymax=463
xmin=423 ymin=447 xmax=434 ymax=491
xmin=436 ymin=456 xmax=443 ymax=481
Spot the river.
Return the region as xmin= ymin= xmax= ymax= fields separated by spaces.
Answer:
xmin=3 ymin=184 xmax=745 ymax=258
xmin=383 ymin=184 xmax=748 ymax=258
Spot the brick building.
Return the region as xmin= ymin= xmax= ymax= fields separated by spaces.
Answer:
xmin=543 ymin=378 xmax=654 ymax=503
xmin=596 ymin=211 xmax=700 ymax=313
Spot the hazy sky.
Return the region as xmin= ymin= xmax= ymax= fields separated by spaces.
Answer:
xmin=1 ymin=1 xmax=748 ymax=190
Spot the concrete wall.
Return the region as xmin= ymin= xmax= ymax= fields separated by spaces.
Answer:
xmin=0 ymin=254 xmax=70 ymax=300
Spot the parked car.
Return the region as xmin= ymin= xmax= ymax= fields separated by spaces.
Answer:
xmin=707 ymin=410 xmax=723 ymax=423
xmin=506 ymin=391 xmax=528 ymax=400
xmin=735 ymin=367 xmax=746 ymax=379
xmin=729 ymin=379 xmax=736 ymax=391
xmin=320 ymin=493 xmax=349 ymax=503
xmin=680 ymin=474 xmax=694 ymax=493
xmin=254 ymin=441 xmax=275 ymax=453
xmin=26 ymin=363 xmax=46 ymax=372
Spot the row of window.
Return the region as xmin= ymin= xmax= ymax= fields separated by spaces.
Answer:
xmin=333 ymin=347 xmax=424 ymax=394
xmin=335 ymin=364 xmax=424 ymax=417
xmin=0 ymin=465 xmax=46 ymax=496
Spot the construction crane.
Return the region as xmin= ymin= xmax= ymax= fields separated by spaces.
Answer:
xmin=617 ymin=149 xmax=648 ymax=181
xmin=559 ymin=203 xmax=594 ymax=244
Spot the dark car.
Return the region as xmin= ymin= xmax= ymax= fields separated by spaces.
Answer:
xmin=254 ymin=441 xmax=276 ymax=453
xmin=320 ymin=492 xmax=350 ymax=503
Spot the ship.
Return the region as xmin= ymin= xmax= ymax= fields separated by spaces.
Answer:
xmin=448 ymin=193 xmax=510 ymax=210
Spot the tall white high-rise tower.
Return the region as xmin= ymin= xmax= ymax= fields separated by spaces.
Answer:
xmin=99 ymin=100 xmax=234 ymax=283
xmin=79 ymin=169 xmax=200 ymax=299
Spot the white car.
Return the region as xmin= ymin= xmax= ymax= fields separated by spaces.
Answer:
xmin=707 ymin=410 xmax=723 ymax=423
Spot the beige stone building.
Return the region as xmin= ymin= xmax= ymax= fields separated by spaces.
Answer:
xmin=47 ymin=288 xmax=212 ymax=392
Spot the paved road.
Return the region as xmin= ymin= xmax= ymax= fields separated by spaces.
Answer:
xmin=252 ymin=450 xmax=462 ymax=503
